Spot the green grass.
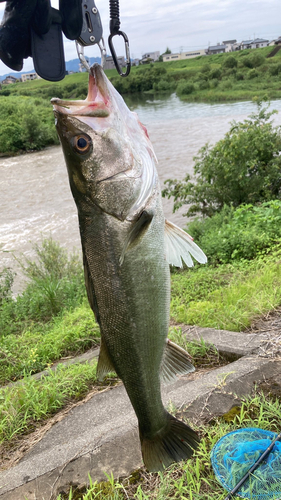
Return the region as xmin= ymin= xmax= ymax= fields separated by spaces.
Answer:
xmin=0 ymin=361 xmax=98 ymax=445
xmin=170 ymin=245 xmax=281 ymax=330
xmin=0 ymin=302 xmax=100 ymax=384
xmin=54 ymin=391 xmax=281 ymax=500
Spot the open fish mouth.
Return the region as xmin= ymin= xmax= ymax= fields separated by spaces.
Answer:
xmin=51 ymin=64 xmax=110 ymax=118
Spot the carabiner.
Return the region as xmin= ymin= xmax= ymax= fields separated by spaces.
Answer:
xmin=108 ymin=30 xmax=131 ymax=77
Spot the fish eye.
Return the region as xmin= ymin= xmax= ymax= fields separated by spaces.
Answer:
xmin=73 ymin=134 xmax=92 ymax=154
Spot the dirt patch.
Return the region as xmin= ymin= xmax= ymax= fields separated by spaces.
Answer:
xmin=245 ymin=309 xmax=281 ymax=358
xmin=258 ymin=374 xmax=281 ymax=400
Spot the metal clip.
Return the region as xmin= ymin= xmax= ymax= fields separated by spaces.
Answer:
xmin=98 ymin=37 xmax=107 ymax=68
xmin=108 ymin=30 xmax=131 ymax=77
xmin=76 ymin=36 xmax=107 ymax=73
xmin=75 ymin=40 xmax=91 ymax=73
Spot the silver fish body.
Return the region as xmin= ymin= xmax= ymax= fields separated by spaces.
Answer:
xmin=52 ymin=64 xmax=206 ymax=471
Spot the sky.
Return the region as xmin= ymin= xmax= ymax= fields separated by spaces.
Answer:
xmin=0 ymin=0 xmax=280 ymax=75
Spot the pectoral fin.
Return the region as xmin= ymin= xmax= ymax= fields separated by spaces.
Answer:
xmin=96 ymin=339 xmax=116 ymax=381
xmin=164 ymin=219 xmax=207 ymax=268
xmin=120 ymin=210 xmax=153 ymax=265
xmin=160 ymin=339 xmax=195 ymax=384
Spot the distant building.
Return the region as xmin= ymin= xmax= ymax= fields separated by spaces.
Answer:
xmin=21 ymin=73 xmax=39 ymax=82
xmin=163 ymin=49 xmax=206 ymax=62
xmin=207 ymin=44 xmax=226 ymax=55
xmin=241 ymin=40 xmax=253 ymax=50
xmin=222 ymin=40 xmax=237 ymax=52
xmin=250 ymin=38 xmax=268 ymax=49
xmin=104 ymin=56 xmax=125 ymax=70
xmin=232 ymin=41 xmax=242 ymax=51
xmin=2 ymin=75 xmax=18 ymax=84
xmin=269 ymin=36 xmax=281 ymax=46
xmin=140 ymin=51 xmax=160 ymax=64
xmin=131 ymin=58 xmax=140 ymax=66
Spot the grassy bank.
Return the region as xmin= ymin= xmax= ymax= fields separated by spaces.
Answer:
xmin=2 ymin=46 xmax=281 ymax=103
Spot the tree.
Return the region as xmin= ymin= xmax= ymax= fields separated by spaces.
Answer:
xmin=162 ymin=99 xmax=281 ymax=217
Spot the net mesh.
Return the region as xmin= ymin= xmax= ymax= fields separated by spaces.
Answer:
xmin=211 ymin=427 xmax=281 ymax=499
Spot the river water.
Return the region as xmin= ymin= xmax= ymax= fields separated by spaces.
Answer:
xmin=1 ymin=94 xmax=281 ymax=292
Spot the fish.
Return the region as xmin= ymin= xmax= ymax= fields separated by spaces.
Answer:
xmin=51 ymin=64 xmax=207 ymax=472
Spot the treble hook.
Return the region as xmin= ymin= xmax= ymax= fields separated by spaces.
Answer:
xmin=108 ymin=30 xmax=131 ymax=77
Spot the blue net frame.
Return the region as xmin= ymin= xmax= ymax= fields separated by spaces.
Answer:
xmin=211 ymin=427 xmax=281 ymax=499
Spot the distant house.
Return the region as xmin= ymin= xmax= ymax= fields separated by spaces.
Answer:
xmin=222 ymin=40 xmax=237 ymax=52
xmin=104 ymin=56 xmax=125 ymax=70
xmin=241 ymin=40 xmax=253 ymax=50
xmin=140 ymin=51 xmax=160 ymax=64
xmin=207 ymin=44 xmax=226 ymax=55
xmin=232 ymin=41 xmax=242 ymax=51
xmin=269 ymin=36 xmax=281 ymax=46
xmin=21 ymin=73 xmax=39 ymax=82
xmin=2 ymin=75 xmax=18 ymax=84
xmin=250 ymin=38 xmax=268 ymax=49
xmin=163 ymin=49 xmax=206 ymax=62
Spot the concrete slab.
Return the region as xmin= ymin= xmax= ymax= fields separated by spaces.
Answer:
xmin=1 ymin=356 xmax=280 ymax=500
xmin=181 ymin=325 xmax=265 ymax=359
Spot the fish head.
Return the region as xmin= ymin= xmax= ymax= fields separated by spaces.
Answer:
xmin=52 ymin=64 xmax=157 ymax=219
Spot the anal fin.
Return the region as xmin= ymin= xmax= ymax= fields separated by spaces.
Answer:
xmin=161 ymin=339 xmax=195 ymax=384
xmin=96 ymin=339 xmax=116 ymax=381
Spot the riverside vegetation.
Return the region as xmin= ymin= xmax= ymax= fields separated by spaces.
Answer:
xmin=0 ymin=45 xmax=281 ymax=154
xmin=1 ymin=99 xmax=281 ymax=496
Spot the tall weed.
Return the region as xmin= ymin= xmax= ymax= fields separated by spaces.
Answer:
xmin=0 ymin=238 xmax=85 ymax=336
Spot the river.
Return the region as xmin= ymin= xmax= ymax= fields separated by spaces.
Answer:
xmin=1 ymin=94 xmax=281 ymax=292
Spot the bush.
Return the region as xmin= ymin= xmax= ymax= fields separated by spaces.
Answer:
xmin=247 ymin=69 xmax=258 ymax=79
xmin=176 ymin=80 xmax=195 ymax=96
xmin=236 ymin=72 xmax=244 ymax=81
xmin=201 ymin=64 xmax=211 ymax=73
xmin=210 ymin=68 xmax=222 ymax=79
xmin=210 ymin=78 xmax=219 ymax=88
xmin=198 ymin=80 xmax=210 ymax=90
xmin=187 ymin=201 xmax=281 ymax=264
xmin=162 ymin=99 xmax=281 ymax=217
xmin=153 ymin=78 xmax=174 ymax=92
xmin=243 ymin=53 xmax=265 ymax=69
xmin=223 ymin=56 xmax=237 ymax=68
xmin=0 ymin=96 xmax=59 ymax=153
xmin=242 ymin=56 xmax=254 ymax=69
xmin=220 ymin=79 xmax=232 ymax=90
xmin=269 ymin=63 xmax=281 ymax=76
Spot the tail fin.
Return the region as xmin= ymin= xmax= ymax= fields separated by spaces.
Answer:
xmin=140 ymin=414 xmax=199 ymax=472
